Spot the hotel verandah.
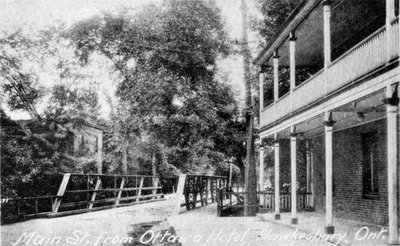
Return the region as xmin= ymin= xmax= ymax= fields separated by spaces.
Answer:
xmin=254 ymin=0 xmax=400 ymax=244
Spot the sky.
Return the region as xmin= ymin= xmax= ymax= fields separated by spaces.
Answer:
xmin=0 ymin=0 xmax=260 ymax=120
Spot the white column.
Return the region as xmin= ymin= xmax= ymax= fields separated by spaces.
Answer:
xmin=273 ymin=50 xmax=279 ymax=102
xmin=323 ymin=1 xmax=331 ymax=67
xmin=97 ymin=132 xmax=103 ymax=174
xmin=274 ymin=134 xmax=280 ymax=220
xmin=290 ymin=126 xmax=298 ymax=224
xmin=259 ymin=145 xmax=265 ymax=192
xmin=289 ymin=32 xmax=296 ymax=92
xmin=386 ymin=0 xmax=395 ymax=61
xmin=259 ymin=67 xmax=265 ymax=113
xmin=385 ymin=85 xmax=399 ymax=245
xmin=306 ymin=140 xmax=312 ymax=208
xmin=323 ymin=0 xmax=332 ymax=97
xmin=324 ymin=112 xmax=334 ymax=234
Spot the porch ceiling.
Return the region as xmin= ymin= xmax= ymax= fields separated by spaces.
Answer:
xmin=275 ymin=91 xmax=386 ymax=139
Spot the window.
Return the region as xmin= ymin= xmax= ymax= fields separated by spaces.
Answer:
xmin=94 ymin=136 xmax=98 ymax=153
xmin=362 ymin=132 xmax=380 ymax=198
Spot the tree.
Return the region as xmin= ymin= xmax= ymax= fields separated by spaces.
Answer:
xmin=0 ymin=31 xmax=45 ymax=119
xmin=68 ymin=0 xmax=239 ymax=176
xmin=0 ymin=26 xmax=104 ymax=197
xmin=252 ymin=0 xmax=302 ymax=42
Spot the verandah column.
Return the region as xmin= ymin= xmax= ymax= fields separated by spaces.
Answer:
xmin=290 ymin=126 xmax=298 ymax=224
xmin=273 ymin=50 xmax=279 ymax=103
xmin=386 ymin=0 xmax=395 ymax=61
xmin=322 ymin=0 xmax=332 ymax=97
xmin=383 ymin=84 xmax=399 ymax=245
xmin=306 ymin=140 xmax=313 ymax=207
xmin=259 ymin=67 xmax=265 ymax=114
xmin=324 ymin=112 xmax=335 ymax=234
xmin=289 ymin=31 xmax=296 ymax=93
xmin=274 ymin=133 xmax=281 ymax=220
xmin=259 ymin=144 xmax=265 ymax=193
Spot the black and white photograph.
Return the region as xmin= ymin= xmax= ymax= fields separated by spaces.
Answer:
xmin=0 ymin=0 xmax=399 ymax=245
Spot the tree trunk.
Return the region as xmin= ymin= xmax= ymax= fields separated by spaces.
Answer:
xmin=235 ymin=154 xmax=246 ymax=183
xmin=241 ymin=0 xmax=258 ymax=216
xmin=122 ymin=145 xmax=128 ymax=175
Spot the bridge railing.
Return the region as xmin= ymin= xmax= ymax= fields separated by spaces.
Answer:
xmin=1 ymin=173 xmax=163 ymax=224
xmin=176 ymin=174 xmax=228 ymax=211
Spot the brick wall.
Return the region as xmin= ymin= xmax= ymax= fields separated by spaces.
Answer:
xmin=312 ymin=119 xmax=390 ymax=225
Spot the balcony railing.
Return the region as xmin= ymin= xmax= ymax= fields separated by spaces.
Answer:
xmin=216 ymin=186 xmax=313 ymax=216
xmin=259 ymin=192 xmax=313 ymax=213
xmin=260 ymin=18 xmax=399 ymax=128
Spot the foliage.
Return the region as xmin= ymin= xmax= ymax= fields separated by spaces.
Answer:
xmin=0 ymin=27 xmax=103 ymax=197
xmin=0 ymin=110 xmax=63 ymax=197
xmin=68 ymin=0 xmax=241 ymax=176
xmin=252 ymin=0 xmax=302 ymax=42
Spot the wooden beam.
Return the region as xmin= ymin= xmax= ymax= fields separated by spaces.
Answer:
xmin=273 ymin=51 xmax=280 ymax=102
xmin=274 ymin=133 xmax=281 ymax=220
xmin=52 ymin=173 xmax=71 ymax=213
xmin=385 ymin=84 xmax=399 ymax=244
xmin=115 ymin=177 xmax=126 ymax=206
xmin=175 ymin=174 xmax=186 ymax=214
xmin=136 ymin=177 xmax=144 ymax=203
xmin=290 ymin=126 xmax=298 ymax=224
xmin=89 ymin=176 xmax=102 ymax=210
xmin=324 ymin=111 xmax=334 ymax=234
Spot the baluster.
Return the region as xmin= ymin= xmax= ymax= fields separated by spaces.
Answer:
xmin=363 ymin=42 xmax=368 ymax=73
xmin=35 ymin=199 xmax=39 ymax=214
xmin=283 ymin=195 xmax=285 ymax=211
xmin=364 ymin=42 xmax=369 ymax=73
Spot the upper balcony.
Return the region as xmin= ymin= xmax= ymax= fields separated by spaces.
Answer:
xmin=255 ymin=0 xmax=399 ymax=129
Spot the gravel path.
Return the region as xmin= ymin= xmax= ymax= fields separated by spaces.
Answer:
xmin=168 ymin=204 xmax=333 ymax=246
xmin=2 ymin=199 xmax=176 ymax=246
xmin=2 ymin=198 xmax=335 ymax=246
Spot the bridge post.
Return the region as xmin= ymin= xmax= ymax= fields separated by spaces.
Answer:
xmin=89 ymin=176 xmax=102 ymax=210
xmin=136 ymin=177 xmax=144 ymax=203
xmin=175 ymin=174 xmax=186 ymax=214
xmin=115 ymin=177 xmax=126 ymax=206
xmin=152 ymin=177 xmax=159 ymax=200
xmin=211 ymin=178 xmax=215 ymax=202
xmin=52 ymin=173 xmax=71 ymax=213
xmin=206 ymin=177 xmax=211 ymax=204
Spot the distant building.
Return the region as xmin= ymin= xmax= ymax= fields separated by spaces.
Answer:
xmin=67 ymin=118 xmax=103 ymax=174
xmin=255 ymin=0 xmax=399 ymax=244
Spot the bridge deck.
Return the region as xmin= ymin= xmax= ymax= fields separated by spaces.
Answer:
xmin=2 ymin=198 xmax=176 ymax=246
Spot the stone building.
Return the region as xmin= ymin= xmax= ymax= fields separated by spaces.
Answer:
xmin=255 ymin=0 xmax=399 ymax=244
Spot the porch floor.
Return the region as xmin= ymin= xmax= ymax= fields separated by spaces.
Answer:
xmin=258 ymin=212 xmax=391 ymax=246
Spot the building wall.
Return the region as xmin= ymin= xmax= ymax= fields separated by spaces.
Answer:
xmin=312 ymin=119 xmax=390 ymax=225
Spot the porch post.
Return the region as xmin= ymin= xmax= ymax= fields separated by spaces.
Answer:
xmin=273 ymin=50 xmax=279 ymax=102
xmin=386 ymin=0 xmax=395 ymax=61
xmin=289 ymin=32 xmax=296 ymax=93
xmin=290 ymin=126 xmax=298 ymax=224
xmin=274 ymin=133 xmax=281 ymax=220
xmin=384 ymin=84 xmax=399 ymax=245
xmin=324 ymin=112 xmax=335 ymax=234
xmin=322 ymin=0 xmax=332 ymax=67
xmin=306 ymin=139 xmax=312 ymax=207
xmin=97 ymin=132 xmax=103 ymax=174
xmin=259 ymin=144 xmax=265 ymax=193
xmin=259 ymin=67 xmax=265 ymax=113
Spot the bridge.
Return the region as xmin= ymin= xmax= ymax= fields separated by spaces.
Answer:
xmin=1 ymin=173 xmax=228 ymax=224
